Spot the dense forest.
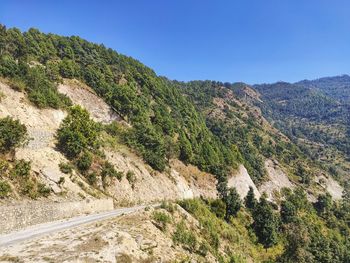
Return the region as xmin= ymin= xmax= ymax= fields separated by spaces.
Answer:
xmin=0 ymin=25 xmax=349 ymax=262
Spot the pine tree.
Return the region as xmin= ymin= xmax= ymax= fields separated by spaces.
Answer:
xmin=252 ymin=196 xmax=279 ymax=249
xmin=224 ymin=187 xmax=242 ymax=220
xmin=244 ymin=186 xmax=257 ymax=210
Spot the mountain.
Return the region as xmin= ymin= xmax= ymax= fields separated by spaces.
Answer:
xmin=0 ymin=25 xmax=349 ymax=262
xmin=296 ymin=74 xmax=350 ymax=102
xmin=254 ymin=79 xmax=350 ymax=185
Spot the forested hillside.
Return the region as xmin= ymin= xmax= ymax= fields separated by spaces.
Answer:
xmin=0 ymin=24 xmax=242 ymax=188
xmin=0 ymin=25 xmax=349 ymax=262
xmin=254 ymin=80 xmax=350 ymax=185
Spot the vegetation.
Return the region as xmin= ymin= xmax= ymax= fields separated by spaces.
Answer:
xmin=254 ymin=80 xmax=350 ymax=184
xmin=0 ymin=180 xmax=11 ymax=198
xmin=0 ymin=24 xmax=349 ymax=262
xmin=56 ymin=106 xmax=99 ymax=158
xmin=0 ymin=25 xmax=244 ymax=189
xmin=176 ymin=188 xmax=350 ymax=263
xmin=0 ymin=116 xmax=27 ymax=153
xmin=152 ymin=210 xmax=171 ymax=231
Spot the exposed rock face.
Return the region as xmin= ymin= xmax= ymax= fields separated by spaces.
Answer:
xmin=0 ymin=81 xmax=218 ymax=207
xmin=104 ymin=150 xmax=218 ymax=205
xmin=316 ymin=174 xmax=343 ymax=200
xmin=259 ymin=160 xmax=294 ymax=201
xmin=227 ymin=165 xmax=261 ymax=199
xmin=0 ymin=82 xmax=92 ymax=199
xmin=58 ymin=79 xmax=122 ymax=124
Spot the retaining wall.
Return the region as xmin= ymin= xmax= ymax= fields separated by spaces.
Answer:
xmin=0 ymin=198 xmax=114 ymax=234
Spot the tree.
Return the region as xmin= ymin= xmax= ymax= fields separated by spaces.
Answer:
xmin=315 ymin=193 xmax=332 ymax=216
xmin=277 ymin=222 xmax=313 ymax=263
xmin=252 ymin=196 xmax=279 ymax=249
xmin=280 ymin=200 xmax=297 ymax=224
xmin=224 ymin=187 xmax=242 ymax=219
xmin=244 ymin=186 xmax=257 ymax=210
xmin=179 ymin=133 xmax=193 ymax=164
xmin=296 ymin=165 xmax=311 ymax=185
xmin=0 ymin=117 xmax=27 ymax=153
xmin=56 ymin=106 xmax=99 ymax=158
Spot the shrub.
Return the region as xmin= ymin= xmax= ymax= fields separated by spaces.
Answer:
xmin=0 ymin=180 xmax=11 ymax=198
xmin=152 ymin=211 xmax=171 ymax=231
xmin=160 ymin=201 xmax=176 ymax=213
xmin=76 ymin=151 xmax=93 ymax=172
xmin=37 ymin=183 xmax=51 ymax=197
xmin=11 ymin=159 xmax=31 ymax=177
xmin=9 ymin=78 xmax=26 ymax=92
xmin=101 ymin=161 xmax=122 ymax=181
xmin=86 ymin=172 xmax=98 ymax=185
xmin=59 ymin=162 xmax=74 ymax=174
xmin=0 ymin=116 xmax=27 ymax=153
xmin=56 ymin=106 xmax=99 ymax=158
xmin=209 ymin=199 xmax=226 ymax=219
xmin=21 ymin=179 xmax=38 ymax=199
xmin=172 ymin=221 xmax=197 ymax=252
xmin=126 ymin=170 xmax=136 ymax=188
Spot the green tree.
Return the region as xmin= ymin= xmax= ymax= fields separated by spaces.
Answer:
xmin=280 ymin=200 xmax=297 ymax=224
xmin=315 ymin=193 xmax=332 ymax=216
xmin=244 ymin=186 xmax=257 ymax=210
xmin=0 ymin=116 xmax=27 ymax=153
xmin=224 ymin=188 xmax=242 ymax=219
xmin=56 ymin=106 xmax=99 ymax=158
xmin=252 ymin=196 xmax=279 ymax=249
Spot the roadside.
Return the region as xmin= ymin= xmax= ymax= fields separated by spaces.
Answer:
xmin=0 ymin=205 xmax=147 ymax=248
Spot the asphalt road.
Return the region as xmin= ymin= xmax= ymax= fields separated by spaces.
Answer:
xmin=0 ymin=205 xmax=146 ymax=248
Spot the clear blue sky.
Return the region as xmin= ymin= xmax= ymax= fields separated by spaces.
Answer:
xmin=1 ymin=0 xmax=350 ymax=84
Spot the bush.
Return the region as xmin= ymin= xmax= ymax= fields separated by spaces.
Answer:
xmin=59 ymin=162 xmax=74 ymax=174
xmin=11 ymin=159 xmax=31 ymax=177
xmin=101 ymin=161 xmax=122 ymax=181
xmin=21 ymin=179 xmax=38 ymax=199
xmin=9 ymin=78 xmax=26 ymax=92
xmin=56 ymin=106 xmax=99 ymax=158
xmin=160 ymin=201 xmax=176 ymax=213
xmin=126 ymin=170 xmax=136 ymax=188
xmin=0 ymin=116 xmax=27 ymax=153
xmin=76 ymin=151 xmax=93 ymax=172
xmin=86 ymin=172 xmax=97 ymax=185
xmin=172 ymin=221 xmax=197 ymax=252
xmin=37 ymin=183 xmax=51 ymax=197
xmin=152 ymin=211 xmax=171 ymax=231
xmin=0 ymin=180 xmax=11 ymax=198
xmin=209 ymin=199 xmax=226 ymax=219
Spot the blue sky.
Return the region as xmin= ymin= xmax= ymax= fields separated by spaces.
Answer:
xmin=1 ymin=0 xmax=350 ymax=84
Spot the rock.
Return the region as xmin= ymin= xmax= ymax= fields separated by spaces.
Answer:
xmin=140 ymin=239 xmax=158 ymax=251
xmin=41 ymin=167 xmax=62 ymax=184
xmin=228 ymin=165 xmax=261 ymax=199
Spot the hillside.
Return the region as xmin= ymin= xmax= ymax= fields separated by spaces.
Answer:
xmin=253 ymin=79 xmax=350 ymax=186
xmin=0 ymin=25 xmax=350 ymax=262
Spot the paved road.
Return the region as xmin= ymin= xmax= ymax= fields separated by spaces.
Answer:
xmin=0 ymin=205 xmax=147 ymax=248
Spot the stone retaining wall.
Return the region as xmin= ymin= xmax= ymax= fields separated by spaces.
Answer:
xmin=0 ymin=198 xmax=114 ymax=234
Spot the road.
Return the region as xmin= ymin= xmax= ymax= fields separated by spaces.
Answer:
xmin=0 ymin=205 xmax=147 ymax=248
